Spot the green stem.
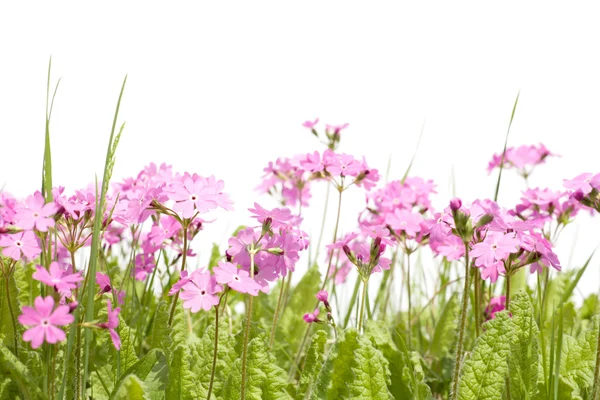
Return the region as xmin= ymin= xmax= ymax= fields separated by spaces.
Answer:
xmin=474 ymin=271 xmax=481 ymax=337
xmin=450 ymin=245 xmax=470 ymax=400
xmin=406 ymin=251 xmax=412 ymax=349
xmin=269 ymin=273 xmax=288 ymax=349
xmin=312 ymin=183 xmax=331 ymax=264
xmin=207 ymin=303 xmax=220 ymax=400
xmin=240 ymin=251 xmax=256 ymax=400
xmin=320 ymin=185 xmax=343 ymax=291
xmin=357 ymin=279 xmax=368 ymax=333
xmin=169 ymin=222 xmax=189 ymax=326
xmin=506 ymin=270 xmax=511 ymax=311
xmin=4 ymin=267 xmax=19 ymax=358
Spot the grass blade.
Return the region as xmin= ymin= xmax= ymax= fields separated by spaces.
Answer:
xmin=493 ymin=92 xmax=520 ymax=202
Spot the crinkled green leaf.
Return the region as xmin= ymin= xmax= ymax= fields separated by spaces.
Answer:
xmin=111 ymin=373 xmax=146 ymax=400
xmin=112 ymin=349 xmax=165 ymax=399
xmin=0 ymin=344 xmax=47 ymax=400
xmin=166 ymin=345 xmax=199 ymax=399
xmin=221 ymin=334 xmax=292 ymax=400
xmin=507 ymin=291 xmax=539 ymax=400
xmin=430 ymin=293 xmax=459 ymax=359
xmin=149 ymin=301 xmax=172 ymax=356
xmin=296 ymin=330 xmax=328 ymax=399
xmin=458 ymin=312 xmax=512 ymax=400
xmin=559 ymin=317 xmax=598 ymax=396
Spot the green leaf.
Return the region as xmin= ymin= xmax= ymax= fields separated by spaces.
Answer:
xmin=312 ymin=329 xmax=393 ymax=399
xmin=208 ymin=243 xmax=222 ymax=268
xmin=457 ymin=312 xmax=513 ymax=400
xmin=112 ymin=349 xmax=165 ymax=399
xmin=111 ymin=374 xmax=146 ymax=400
xmin=148 ymin=301 xmax=172 ymax=356
xmin=507 ymin=291 xmax=540 ymax=400
xmin=296 ymin=330 xmax=327 ymax=399
xmin=0 ymin=344 xmax=47 ymax=400
xmin=559 ymin=318 xmax=599 ymax=396
xmin=221 ymin=334 xmax=292 ymax=400
xmin=408 ymin=351 xmax=434 ymax=400
xmin=429 ymin=293 xmax=459 ymax=359
xmin=0 ymin=272 xmax=22 ymax=356
xmin=166 ymin=345 xmax=199 ymax=400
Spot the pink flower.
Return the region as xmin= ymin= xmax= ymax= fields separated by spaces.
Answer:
xmin=168 ymin=175 xmax=232 ymax=219
xmin=33 ymin=262 xmax=83 ymax=291
xmin=485 ymin=296 xmax=506 ymax=320
xmin=325 ymin=123 xmax=349 ymax=136
xmin=0 ymin=231 xmax=41 ymax=260
xmin=213 ymin=261 xmax=261 ymax=295
xmin=302 ymin=118 xmax=319 ymax=129
xmin=18 ymin=296 xmax=73 ymax=349
xmin=327 ymin=232 xmax=359 ymax=250
xmin=385 ymin=209 xmax=424 ymax=237
xmin=303 ymin=308 xmax=320 ymax=323
xmin=180 ymin=271 xmax=222 ymax=312
xmin=316 ymin=290 xmax=329 ymax=303
xmin=564 ymin=172 xmax=600 ymax=195
xmin=15 ymin=191 xmax=57 ymax=232
xmin=470 ymin=232 xmax=520 ymax=267
xmin=98 ymin=299 xmax=121 ymax=350
xmin=248 ymin=202 xmax=293 ymax=229
xmin=96 ymin=272 xmax=112 ymax=293
xmin=169 ymin=270 xmax=190 ymax=296
xmin=325 ymin=153 xmax=363 ymax=177
xmin=479 ymin=260 xmax=505 ymax=283
xmin=301 ymin=151 xmax=325 ymax=173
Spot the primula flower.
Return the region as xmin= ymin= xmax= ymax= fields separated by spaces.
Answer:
xmin=563 ymin=172 xmax=600 ymax=195
xmin=302 ymin=118 xmax=319 ymax=129
xmin=168 ymin=175 xmax=232 ymax=219
xmin=248 ymin=202 xmax=293 ymax=229
xmin=18 ymin=296 xmax=74 ymax=349
xmin=96 ymin=272 xmax=112 ymax=294
xmin=213 ymin=261 xmax=261 ymax=295
xmin=169 ymin=270 xmax=190 ymax=296
xmin=98 ymin=299 xmax=121 ymax=350
xmin=0 ymin=231 xmax=41 ymax=260
xmin=15 ymin=191 xmax=57 ymax=231
xmin=470 ymin=231 xmax=520 ymax=267
xmin=385 ymin=209 xmax=424 ymax=237
xmin=325 ymin=123 xmax=349 ymax=136
xmin=303 ymin=308 xmax=320 ymax=323
xmin=33 ymin=262 xmax=83 ymax=291
xmin=485 ymin=296 xmax=506 ymax=320
xmin=180 ymin=271 xmax=222 ymax=312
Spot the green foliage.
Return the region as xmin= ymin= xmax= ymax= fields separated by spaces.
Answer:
xmin=429 ymin=293 xmax=459 ymax=359
xmin=0 ymin=344 xmax=47 ymax=400
xmin=457 ymin=312 xmax=513 ymax=400
xmin=0 ymin=272 xmax=22 ymax=356
xmin=296 ymin=330 xmax=328 ymax=399
xmin=111 ymin=374 xmax=146 ymax=400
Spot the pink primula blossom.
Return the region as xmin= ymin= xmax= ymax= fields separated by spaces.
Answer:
xmin=485 ymin=296 xmax=506 ymax=320
xmin=180 ymin=271 xmax=222 ymax=312
xmin=385 ymin=209 xmax=424 ymax=237
xmin=248 ymin=202 xmax=293 ymax=229
xmin=33 ymin=262 xmax=83 ymax=291
xmin=302 ymin=118 xmax=319 ymax=129
xmin=213 ymin=261 xmax=261 ymax=295
xmin=15 ymin=191 xmax=57 ymax=231
xmin=564 ymin=172 xmax=600 ymax=195
xmin=18 ymin=296 xmax=73 ymax=349
xmin=168 ymin=175 xmax=232 ymax=219
xmin=303 ymin=308 xmax=320 ymax=323
xmin=0 ymin=231 xmax=41 ymax=260
xmin=98 ymin=299 xmax=121 ymax=350
xmin=470 ymin=231 xmax=520 ymax=268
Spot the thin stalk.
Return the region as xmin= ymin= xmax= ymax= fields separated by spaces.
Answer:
xmin=450 ymin=245 xmax=470 ymax=400
xmin=506 ymin=271 xmax=511 ymax=311
xmin=343 ymin=277 xmax=362 ymax=329
xmin=357 ymin=279 xmax=368 ymax=333
xmin=474 ymin=272 xmax=481 ymax=336
xmin=312 ymin=183 xmax=331 ymax=264
xmin=169 ymin=222 xmax=189 ymax=325
xmin=406 ymin=252 xmax=412 ymax=349
xmin=240 ymin=251 xmax=256 ymax=400
xmin=4 ymin=268 xmax=19 ymax=358
xmin=206 ymin=302 xmax=220 ymax=400
xmin=269 ymin=273 xmax=288 ymax=349
xmin=320 ymin=185 xmax=343 ymax=291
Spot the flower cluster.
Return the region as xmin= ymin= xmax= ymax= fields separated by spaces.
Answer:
xmin=487 ymin=143 xmax=555 ymax=178
xmin=303 ymin=290 xmax=335 ymax=327
xmin=564 ymin=172 xmax=600 ymax=213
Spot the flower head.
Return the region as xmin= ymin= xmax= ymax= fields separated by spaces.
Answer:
xmin=18 ymin=296 xmax=74 ymax=349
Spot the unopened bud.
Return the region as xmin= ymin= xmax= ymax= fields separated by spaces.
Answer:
xmin=450 ymin=198 xmax=462 ymax=212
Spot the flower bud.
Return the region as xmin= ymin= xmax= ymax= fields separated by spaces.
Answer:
xmin=316 ymin=290 xmax=329 ymax=303
xmin=450 ymin=198 xmax=462 ymax=211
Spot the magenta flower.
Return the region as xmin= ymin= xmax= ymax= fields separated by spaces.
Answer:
xmin=485 ymin=296 xmax=506 ymax=320
xmin=180 ymin=271 xmax=222 ymax=312
xmin=96 ymin=272 xmax=112 ymax=294
xmin=470 ymin=231 xmax=520 ymax=267
xmin=303 ymin=308 xmax=320 ymax=323
xmin=316 ymin=290 xmax=328 ymax=303
xmin=301 ymin=151 xmax=325 ymax=173
xmin=327 ymin=232 xmax=359 ymax=251
xmin=33 ymin=262 xmax=83 ymax=291
xmin=169 ymin=270 xmax=190 ymax=296
xmin=385 ymin=209 xmax=424 ymax=237
xmin=98 ymin=299 xmax=121 ymax=350
xmin=564 ymin=172 xmax=600 ymax=195
xmin=248 ymin=202 xmax=293 ymax=229
xmin=325 ymin=123 xmax=349 ymax=136
xmin=0 ymin=231 xmax=41 ymax=260
xmin=18 ymin=296 xmax=74 ymax=349
xmin=15 ymin=191 xmax=58 ymax=232
xmin=213 ymin=261 xmax=261 ymax=295
xmin=325 ymin=153 xmax=363 ymax=177
xmin=302 ymin=118 xmax=319 ymax=129
xmin=168 ymin=175 xmax=232 ymax=219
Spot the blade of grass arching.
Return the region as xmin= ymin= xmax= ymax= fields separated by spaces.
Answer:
xmin=81 ymin=75 xmax=127 ymax=398
xmin=561 ymin=248 xmax=596 ymax=304
xmin=400 ymin=119 xmax=425 ymax=184
xmin=493 ymin=92 xmax=520 ymax=202
xmin=343 ymin=277 xmax=361 ymax=328
xmin=42 ymin=57 xmax=61 ymax=202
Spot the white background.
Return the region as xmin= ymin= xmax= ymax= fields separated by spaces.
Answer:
xmin=1 ymin=2 xmax=599 ymax=300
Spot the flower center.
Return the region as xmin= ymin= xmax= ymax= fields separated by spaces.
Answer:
xmin=233 ymin=275 xmax=240 ymax=281
xmin=41 ymin=319 xmax=50 ymax=327
xmin=15 ymin=241 xmax=23 ymax=248
xmin=51 ymin=278 xmax=60 ymax=284
xmin=190 ymin=195 xmax=198 ymax=201
xmin=33 ymin=212 xmax=40 ymax=218
xmin=200 ymin=290 xmax=206 ymax=295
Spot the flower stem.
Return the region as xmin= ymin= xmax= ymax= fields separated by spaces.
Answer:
xmin=451 ymin=245 xmax=470 ymax=400
xmin=357 ymin=279 xmax=369 ymax=334
xmin=505 ymin=270 xmax=511 ymax=311
xmin=269 ymin=273 xmax=288 ymax=349
xmin=474 ymin=272 xmax=481 ymax=336
xmin=312 ymin=183 xmax=331 ymax=264
xmin=240 ymin=251 xmax=256 ymax=400
xmin=3 ymin=266 xmax=19 ymax=358
xmin=168 ymin=222 xmax=189 ymax=326
xmin=207 ymin=302 xmax=220 ymax=400
xmin=406 ymin=251 xmax=412 ymax=349
xmin=320 ymin=184 xmax=343 ymax=291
